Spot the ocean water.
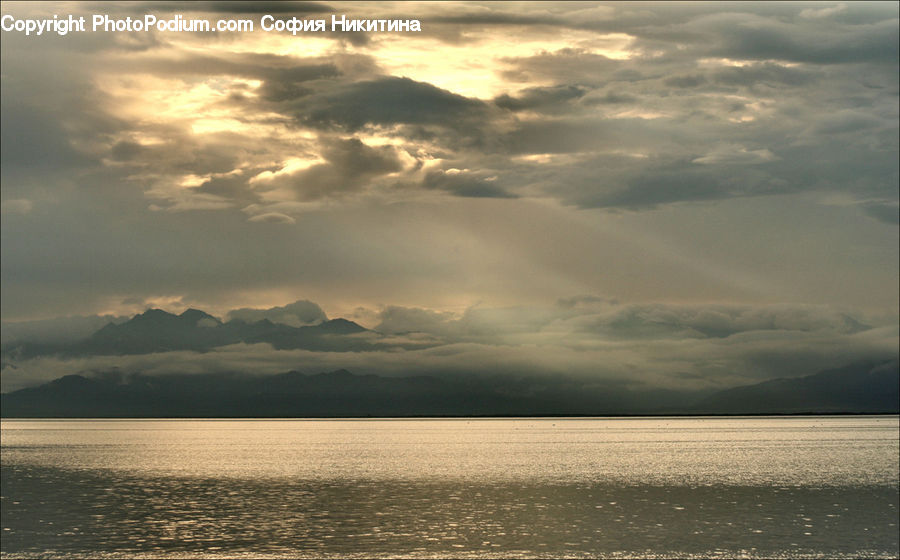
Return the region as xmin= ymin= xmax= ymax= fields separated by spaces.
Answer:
xmin=1 ymin=416 xmax=897 ymax=559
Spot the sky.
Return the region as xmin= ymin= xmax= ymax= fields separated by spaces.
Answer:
xmin=1 ymin=1 xmax=897 ymax=393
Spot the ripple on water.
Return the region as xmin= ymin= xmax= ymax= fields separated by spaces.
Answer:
xmin=1 ymin=417 xmax=898 ymax=558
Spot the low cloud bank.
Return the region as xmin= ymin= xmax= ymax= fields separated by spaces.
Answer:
xmin=2 ymin=298 xmax=895 ymax=394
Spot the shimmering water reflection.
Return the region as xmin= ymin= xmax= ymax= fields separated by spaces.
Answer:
xmin=2 ymin=417 xmax=898 ymax=558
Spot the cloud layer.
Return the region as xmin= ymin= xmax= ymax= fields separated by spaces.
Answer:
xmin=1 ymin=2 xmax=896 ymax=395
xmin=2 ymin=298 xmax=896 ymax=394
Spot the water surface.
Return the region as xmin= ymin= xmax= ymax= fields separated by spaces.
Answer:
xmin=2 ymin=416 xmax=898 ymax=558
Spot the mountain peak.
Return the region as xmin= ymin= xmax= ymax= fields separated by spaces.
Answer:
xmin=48 ymin=374 xmax=95 ymax=390
xmin=179 ymin=309 xmax=221 ymax=326
xmin=26 ymin=307 xmax=377 ymax=358
xmin=125 ymin=309 xmax=180 ymax=326
xmin=317 ymin=318 xmax=367 ymax=334
xmin=138 ymin=308 xmax=175 ymax=319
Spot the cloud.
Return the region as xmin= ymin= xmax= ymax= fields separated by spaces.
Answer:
xmin=9 ymin=2 xmax=890 ymax=218
xmin=291 ymin=77 xmax=490 ymax=131
xmin=1 ymin=314 xmax=128 ymax=346
xmin=862 ymin=200 xmax=900 ymax=225
xmin=566 ymin=303 xmax=872 ymax=341
xmin=554 ymin=158 xmax=763 ymax=209
xmin=664 ymin=74 xmax=708 ymax=89
xmin=810 ymin=111 xmax=884 ymax=135
xmin=252 ymin=136 xmax=405 ymax=201
xmin=500 ymin=48 xmax=621 ymax=87
xmin=366 ymin=300 xmax=881 ymax=350
xmin=0 ymin=0 xmax=896 ymax=356
xmin=227 ymin=300 xmax=329 ymax=327
xmin=692 ymin=145 xmax=778 ymax=166
xmin=683 ymin=11 xmax=899 ymax=65
xmin=581 ymin=90 xmax=637 ymax=105
xmin=494 ymin=85 xmax=587 ymax=112
xmin=421 ymin=169 xmax=516 ymax=199
xmin=375 ymin=306 xmax=457 ymax=335
xmin=710 ymin=62 xmax=818 ymax=87
xmin=247 ymin=212 xmax=296 ymax=224
xmin=2 ymin=301 xmax=895 ymax=394
xmin=799 ymin=3 xmax=848 ymax=20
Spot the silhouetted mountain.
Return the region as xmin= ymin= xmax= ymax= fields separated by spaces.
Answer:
xmin=313 ymin=319 xmax=368 ymax=335
xmin=83 ymin=309 xmax=228 ymax=354
xmin=1 ymin=368 xmax=679 ymax=418
xmin=0 ymin=308 xmax=376 ymax=358
xmin=1 ymin=360 xmax=896 ymax=418
xmin=694 ymin=360 xmax=899 ymax=414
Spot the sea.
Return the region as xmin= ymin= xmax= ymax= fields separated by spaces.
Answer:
xmin=1 ymin=416 xmax=898 ymax=559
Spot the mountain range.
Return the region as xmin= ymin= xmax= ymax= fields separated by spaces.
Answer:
xmin=693 ymin=360 xmax=899 ymax=414
xmin=1 ymin=308 xmax=377 ymax=359
xmin=2 ymin=360 xmax=896 ymax=417
xmin=1 ymin=307 xmax=897 ymax=416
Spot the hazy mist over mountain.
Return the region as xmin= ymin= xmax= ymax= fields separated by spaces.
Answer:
xmin=1 ymin=2 xmax=897 ymax=414
xmin=2 ymin=303 xmax=897 ymax=415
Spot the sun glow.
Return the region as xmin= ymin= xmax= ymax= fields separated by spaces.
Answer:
xmin=249 ymin=157 xmax=326 ymax=185
xmin=96 ymin=74 xmax=267 ymax=134
xmin=363 ymin=32 xmax=636 ymax=99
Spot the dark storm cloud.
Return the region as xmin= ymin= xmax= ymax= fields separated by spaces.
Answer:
xmin=319 ymin=137 xmax=402 ymax=176
xmin=192 ymin=172 xmax=263 ymax=202
xmin=700 ymin=13 xmax=899 ymax=65
xmin=489 ymin=35 xmax=895 ymax=212
xmin=863 ymin=201 xmax=900 ymax=225
xmin=256 ymin=62 xmax=341 ymax=102
xmin=14 ymin=1 xmax=887 ymax=218
xmin=291 ymin=77 xmax=489 ymax=131
xmin=494 ymin=85 xmax=587 ymax=113
xmin=563 ymin=3 xmax=900 ymax=62
xmin=421 ymin=169 xmax=516 ymax=199
xmin=275 ymin=137 xmax=404 ymax=201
